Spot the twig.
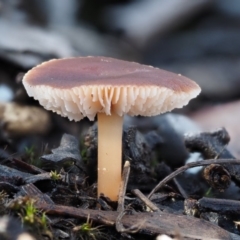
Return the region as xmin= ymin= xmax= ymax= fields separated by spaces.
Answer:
xmin=116 ymin=161 xmax=148 ymax=235
xmin=148 ymin=159 xmax=240 ymax=199
xmin=117 ymin=160 xmax=130 ymax=212
xmin=36 ymin=202 xmax=115 ymax=226
xmin=132 ymin=189 xmax=160 ymax=212
xmin=173 ymin=178 xmax=188 ymax=199
xmin=116 ymin=160 xmax=134 ymax=236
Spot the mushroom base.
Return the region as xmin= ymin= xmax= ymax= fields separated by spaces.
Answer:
xmin=97 ymin=112 xmax=123 ymax=201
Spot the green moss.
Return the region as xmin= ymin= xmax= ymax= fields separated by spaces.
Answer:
xmin=49 ymin=170 xmax=61 ymax=181
xmin=8 ymin=197 xmax=52 ymax=239
xmin=80 ymin=137 xmax=89 ymax=164
xmin=204 ymin=187 xmax=213 ymax=197
xmin=24 ymin=146 xmax=42 ymax=168
xmin=73 ymin=215 xmax=108 ymax=240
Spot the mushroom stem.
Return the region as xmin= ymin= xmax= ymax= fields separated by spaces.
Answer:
xmin=97 ymin=112 xmax=123 ymax=201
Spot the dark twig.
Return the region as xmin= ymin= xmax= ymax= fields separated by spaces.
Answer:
xmin=148 ymin=159 xmax=240 ymax=199
xmin=173 ymin=178 xmax=188 ymax=199
xmin=132 ymin=189 xmax=160 ymax=212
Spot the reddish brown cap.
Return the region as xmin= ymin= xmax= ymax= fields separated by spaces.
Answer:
xmin=22 ymin=56 xmax=201 ymax=121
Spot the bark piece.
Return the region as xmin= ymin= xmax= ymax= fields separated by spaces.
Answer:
xmin=41 ymin=134 xmax=84 ymax=171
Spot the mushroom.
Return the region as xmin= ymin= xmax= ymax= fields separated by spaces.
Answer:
xmin=22 ymin=56 xmax=201 ymax=201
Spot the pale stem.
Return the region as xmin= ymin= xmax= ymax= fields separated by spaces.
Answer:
xmin=97 ymin=112 xmax=123 ymax=201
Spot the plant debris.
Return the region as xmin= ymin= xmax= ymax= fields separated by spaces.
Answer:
xmin=1 ymin=119 xmax=240 ymax=239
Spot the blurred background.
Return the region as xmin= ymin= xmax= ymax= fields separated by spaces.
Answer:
xmin=1 ymin=0 xmax=240 ymax=157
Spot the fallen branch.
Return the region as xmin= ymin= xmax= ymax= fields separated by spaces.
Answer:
xmin=19 ymin=183 xmax=237 ymax=239
xmin=35 ymin=201 xmax=234 ymax=240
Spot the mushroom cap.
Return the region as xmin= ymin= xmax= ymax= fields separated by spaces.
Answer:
xmin=22 ymin=56 xmax=201 ymax=121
